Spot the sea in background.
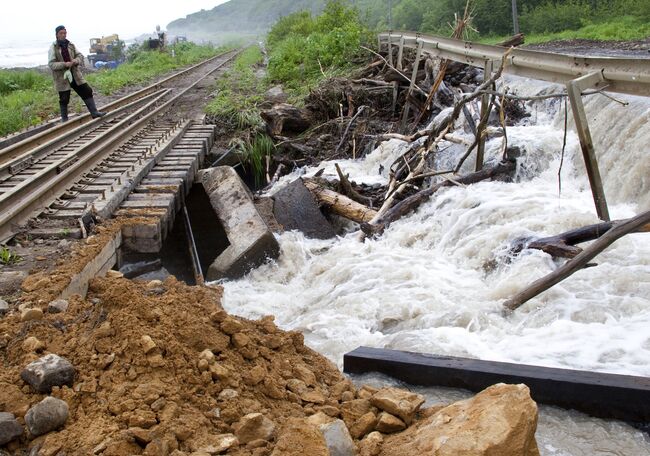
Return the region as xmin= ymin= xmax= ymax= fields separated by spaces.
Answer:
xmin=0 ymin=35 xmax=94 ymax=69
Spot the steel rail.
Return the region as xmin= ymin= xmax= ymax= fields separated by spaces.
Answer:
xmin=0 ymin=48 xmax=239 ymax=160
xmin=0 ymin=49 xmax=240 ymax=242
xmin=379 ymin=31 xmax=650 ymax=97
xmin=0 ymin=89 xmax=168 ymax=176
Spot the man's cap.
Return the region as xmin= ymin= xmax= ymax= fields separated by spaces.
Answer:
xmin=55 ymin=25 xmax=66 ymax=35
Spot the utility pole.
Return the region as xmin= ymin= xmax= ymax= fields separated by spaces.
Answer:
xmin=511 ymin=0 xmax=520 ymax=34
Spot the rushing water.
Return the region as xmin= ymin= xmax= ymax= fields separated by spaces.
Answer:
xmin=219 ymin=76 xmax=650 ymax=454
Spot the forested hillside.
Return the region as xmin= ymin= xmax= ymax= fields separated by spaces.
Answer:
xmin=168 ymin=0 xmax=649 ymax=41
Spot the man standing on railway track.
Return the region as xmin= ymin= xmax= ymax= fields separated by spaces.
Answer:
xmin=48 ymin=25 xmax=105 ymax=122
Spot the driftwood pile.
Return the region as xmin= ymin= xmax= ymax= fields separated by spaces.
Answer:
xmin=257 ymin=32 xmax=647 ymax=314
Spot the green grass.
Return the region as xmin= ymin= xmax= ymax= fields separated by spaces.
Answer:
xmin=0 ymin=70 xmax=57 ymax=137
xmin=88 ymin=42 xmax=228 ymax=95
xmin=205 ymin=46 xmax=266 ymax=129
xmin=0 ymin=43 xmax=229 ymax=137
xmin=483 ymin=16 xmax=650 ymax=45
xmin=0 ymin=246 xmax=21 ymax=265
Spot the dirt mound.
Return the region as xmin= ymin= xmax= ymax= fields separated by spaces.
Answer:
xmin=0 ymin=276 xmax=348 ymax=455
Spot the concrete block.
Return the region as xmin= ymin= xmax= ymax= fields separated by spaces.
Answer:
xmin=272 ymin=179 xmax=336 ymax=239
xmin=199 ymin=167 xmax=280 ymax=281
xmin=122 ymin=218 xmax=163 ymax=253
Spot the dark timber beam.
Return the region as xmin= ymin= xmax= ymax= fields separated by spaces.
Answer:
xmin=344 ymin=346 xmax=650 ymax=423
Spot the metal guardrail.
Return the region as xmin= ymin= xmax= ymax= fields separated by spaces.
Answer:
xmin=379 ymin=31 xmax=650 ymax=221
xmin=379 ymin=31 xmax=650 ymax=97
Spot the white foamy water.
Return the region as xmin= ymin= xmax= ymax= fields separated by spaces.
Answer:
xmin=219 ymin=76 xmax=650 ymax=453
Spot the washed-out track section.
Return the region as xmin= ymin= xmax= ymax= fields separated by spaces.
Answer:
xmin=32 ymin=122 xmax=214 ymax=252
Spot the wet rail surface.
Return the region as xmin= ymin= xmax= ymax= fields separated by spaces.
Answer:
xmin=0 ymin=49 xmax=239 ymax=242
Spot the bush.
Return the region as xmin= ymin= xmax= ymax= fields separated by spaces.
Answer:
xmin=0 ymin=70 xmax=50 ymax=96
xmin=521 ymin=0 xmax=589 ymax=33
xmin=267 ymin=0 xmax=369 ymax=86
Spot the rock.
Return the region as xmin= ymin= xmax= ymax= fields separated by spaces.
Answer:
xmin=301 ymin=390 xmax=326 ymax=404
xmin=379 ymin=383 xmax=539 ymax=456
xmin=265 ymin=85 xmax=287 ymax=102
xmin=221 ymin=318 xmax=244 ymax=335
xmin=218 ymin=389 xmax=239 ymax=400
xmin=244 ymin=365 xmax=266 ymax=386
xmin=20 ymin=307 xmax=44 ymax=322
xmin=340 ymin=399 xmax=375 ymax=428
xmin=306 ymin=412 xmax=335 ymax=427
xmin=319 ymin=419 xmax=356 ymax=456
xmin=199 ymin=349 xmax=215 ymax=364
xmin=359 ymin=431 xmax=383 ymax=456
xmin=128 ymin=410 xmax=158 ymax=429
xmin=370 ymin=387 xmax=425 ymax=425
xmin=22 ymin=336 xmax=46 ymax=352
xmin=271 ymin=418 xmax=328 ymax=456
xmin=21 ymin=354 xmax=75 ymax=393
xmin=0 ymin=412 xmax=23 ymax=445
xmin=47 ymin=299 xmax=69 ymax=313
xmin=286 ymin=379 xmax=308 ymax=395
xmin=293 ymin=364 xmax=317 ymax=386
xmin=341 ymin=391 xmax=355 ymax=402
xmin=0 ymin=299 xmax=8 ymax=316
xmin=140 ymin=335 xmax=157 ymax=354
xmin=232 ymin=332 xmax=250 ymax=348
xmin=375 ymin=412 xmax=406 ymax=433
xmin=106 ymin=270 xmax=124 ymax=278
xmin=209 ymin=363 xmax=231 ymax=382
xmin=129 ymin=427 xmax=153 ymax=445
xmin=24 ymin=397 xmax=69 ymax=436
xmin=272 ymin=179 xmax=336 ymax=239
xmin=233 ymin=413 xmax=275 ymax=444
xmin=350 ymin=411 xmax=377 ymax=439
xmin=197 ymin=433 xmax=238 ymax=454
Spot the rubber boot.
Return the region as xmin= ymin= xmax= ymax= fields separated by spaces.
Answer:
xmin=83 ymin=97 xmax=106 ymax=118
xmin=59 ymin=102 xmax=68 ymax=123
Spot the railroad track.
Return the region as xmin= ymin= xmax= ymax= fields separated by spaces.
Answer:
xmin=0 ymin=48 xmax=240 ymax=243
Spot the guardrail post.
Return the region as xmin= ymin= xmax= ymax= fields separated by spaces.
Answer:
xmin=566 ymin=72 xmax=610 ymax=221
xmin=397 ymin=37 xmax=405 ymax=71
xmin=400 ymin=40 xmax=423 ymax=133
xmin=388 ymin=32 xmax=394 ymax=66
xmin=476 ymin=60 xmax=494 ymax=171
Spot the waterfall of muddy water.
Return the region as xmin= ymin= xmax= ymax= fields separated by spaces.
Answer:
xmin=218 ymin=75 xmax=650 ymax=454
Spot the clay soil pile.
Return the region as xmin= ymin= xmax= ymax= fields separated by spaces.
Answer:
xmin=1 ymin=276 xmax=348 ymax=455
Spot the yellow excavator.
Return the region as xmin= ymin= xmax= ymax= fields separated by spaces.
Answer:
xmin=88 ymin=34 xmax=124 ymax=67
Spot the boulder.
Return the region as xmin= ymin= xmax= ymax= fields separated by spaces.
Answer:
xmin=20 ymin=354 xmax=75 ymax=393
xmin=0 ymin=412 xmax=23 ymax=445
xmin=195 ymin=434 xmax=238 ymax=454
xmin=319 ymin=419 xmax=356 ymax=456
xmin=359 ymin=431 xmax=384 ymax=456
xmin=25 ymin=397 xmax=69 ymax=436
xmin=233 ymin=413 xmax=275 ymax=444
xmin=272 ymin=179 xmax=336 ymax=239
xmin=379 ymin=383 xmax=539 ymax=456
xmin=370 ymin=387 xmax=425 ymax=425
xmin=340 ymin=399 xmax=376 ymax=428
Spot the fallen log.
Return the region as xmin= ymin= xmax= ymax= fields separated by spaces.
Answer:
xmin=261 ymin=103 xmax=312 ymax=138
xmin=303 ymin=179 xmax=377 ymax=224
xmin=361 ymin=159 xmax=516 ymax=237
xmin=522 ymin=219 xmax=650 ymax=258
xmin=335 ymin=163 xmax=374 ymax=207
xmin=503 ymin=209 xmax=650 ymax=313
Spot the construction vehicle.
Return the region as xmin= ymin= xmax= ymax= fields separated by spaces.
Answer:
xmin=88 ymin=34 xmax=124 ymax=68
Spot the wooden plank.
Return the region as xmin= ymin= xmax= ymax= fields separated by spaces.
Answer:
xmin=343 ymin=346 xmax=650 ymax=422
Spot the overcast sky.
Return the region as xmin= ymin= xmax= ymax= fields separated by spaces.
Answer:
xmin=0 ymin=0 xmax=229 ymax=43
